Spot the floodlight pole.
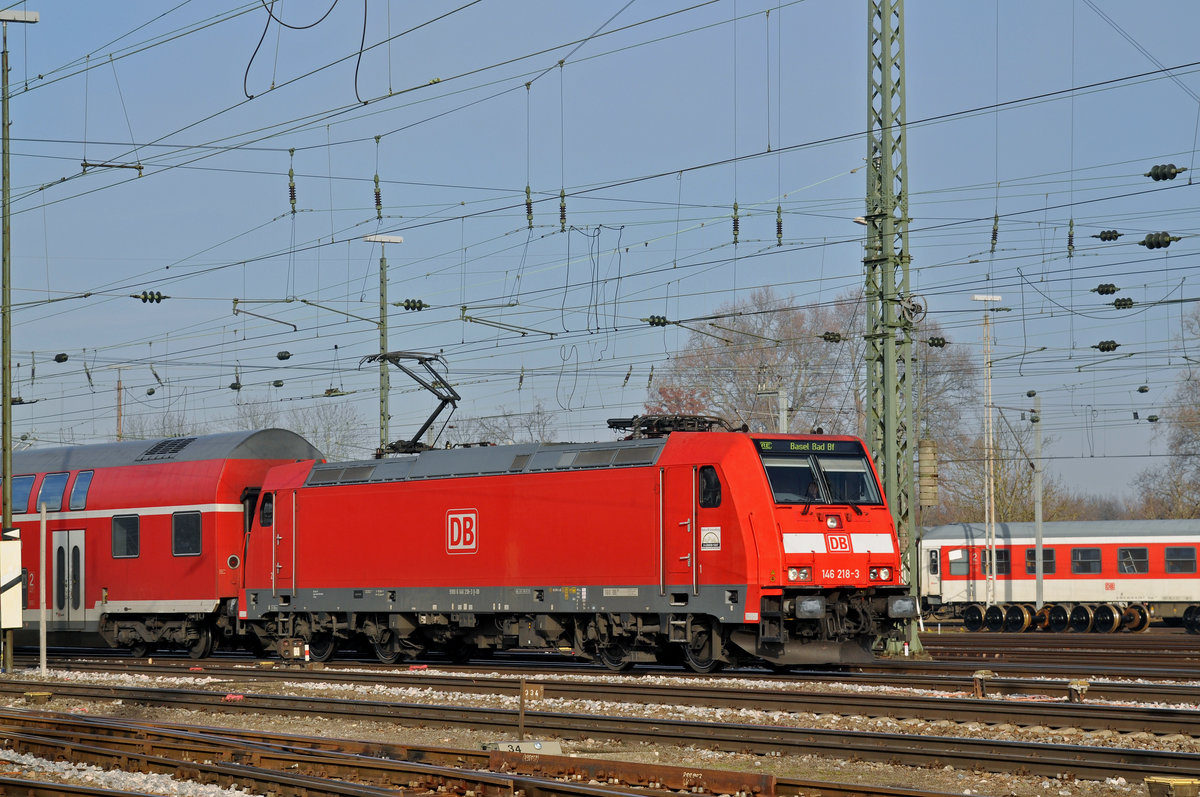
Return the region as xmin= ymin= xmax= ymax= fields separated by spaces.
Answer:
xmin=363 ymin=235 xmax=403 ymax=454
xmin=1 ymin=10 xmax=37 ymax=675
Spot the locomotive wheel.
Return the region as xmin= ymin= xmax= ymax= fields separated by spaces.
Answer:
xmin=1046 ymin=604 xmax=1070 ymax=633
xmin=306 ymin=633 xmax=338 ymax=662
xmin=1092 ymin=604 xmax=1120 ymax=633
xmin=187 ymin=626 xmax=213 ymax=659
xmin=962 ymin=604 xmax=985 ymax=632
xmin=598 ymin=644 xmax=633 ymax=672
xmin=982 ymin=604 xmax=1005 ymax=632
xmin=372 ymin=634 xmax=404 ymax=665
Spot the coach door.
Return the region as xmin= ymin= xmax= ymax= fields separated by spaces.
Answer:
xmin=662 ymin=466 xmax=699 ymax=598
xmin=52 ymin=529 xmax=86 ymax=629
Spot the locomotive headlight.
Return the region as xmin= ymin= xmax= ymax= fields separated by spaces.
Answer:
xmin=825 ymin=515 xmax=841 ymax=529
xmin=870 ymin=567 xmax=892 ymax=581
xmin=788 ymin=566 xmax=812 ymax=582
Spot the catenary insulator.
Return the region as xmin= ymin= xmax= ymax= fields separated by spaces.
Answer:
xmin=1145 ymin=163 xmax=1186 ymax=181
xmin=1093 ymin=230 xmax=1122 ymax=241
xmin=990 ymin=213 xmax=998 ymax=253
xmin=1094 ymin=283 xmax=1118 ymax=295
xmin=927 ymin=336 xmax=947 ymax=348
xmin=1094 ymin=340 xmax=1119 ymax=352
xmin=560 ymin=189 xmax=566 ymax=233
xmin=821 ymin=331 xmax=843 ymax=343
xmin=1113 ymin=297 xmax=1134 ymax=309
xmin=525 ymin=185 xmax=533 ymax=229
xmin=374 ymin=174 xmax=382 ymax=220
xmin=776 ymin=205 xmax=783 ymax=247
xmin=1140 ymin=231 xmax=1180 ymax=250
xmin=732 ymin=202 xmax=739 ymax=244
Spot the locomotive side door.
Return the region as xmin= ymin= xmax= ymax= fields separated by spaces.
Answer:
xmin=51 ymin=529 xmax=86 ymax=630
xmin=662 ymin=466 xmax=698 ymax=597
xmin=272 ymin=492 xmax=295 ymax=593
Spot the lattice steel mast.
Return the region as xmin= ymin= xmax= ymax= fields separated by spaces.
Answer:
xmin=864 ymin=0 xmax=916 ymax=581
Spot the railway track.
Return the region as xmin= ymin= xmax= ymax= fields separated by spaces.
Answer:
xmin=0 ymin=708 xmax=968 ymax=797
xmin=20 ymin=653 xmax=1200 ymax=718
xmin=0 ymin=675 xmax=1197 ymax=781
xmin=920 ymin=630 xmax=1200 ymax=668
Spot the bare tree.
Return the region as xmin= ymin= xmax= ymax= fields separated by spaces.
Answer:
xmin=645 ymin=287 xmax=865 ymax=434
xmin=448 ymin=400 xmax=557 ymax=445
xmin=288 ymin=400 xmax=372 ymax=461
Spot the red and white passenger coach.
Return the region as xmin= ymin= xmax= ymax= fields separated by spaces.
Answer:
xmin=920 ymin=521 xmax=1200 ymax=633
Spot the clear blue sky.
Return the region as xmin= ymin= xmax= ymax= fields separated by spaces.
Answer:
xmin=5 ymin=1 xmax=1200 ymax=501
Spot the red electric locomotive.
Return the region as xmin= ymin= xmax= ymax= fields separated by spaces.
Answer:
xmin=236 ymin=416 xmax=917 ymax=669
xmin=5 ymin=429 xmax=322 ymax=655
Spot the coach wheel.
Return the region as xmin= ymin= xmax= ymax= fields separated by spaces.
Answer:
xmin=1068 ymin=604 xmax=1094 ymax=633
xmin=962 ymin=604 xmax=985 ymax=632
xmin=1093 ymin=604 xmax=1121 ymax=634
xmin=1002 ymin=604 xmax=1032 ymax=633
xmin=1046 ymin=604 xmax=1070 ymax=633
xmin=1121 ymin=603 xmax=1151 ymax=633
xmin=598 ymin=643 xmax=634 ymax=672
xmin=1185 ymin=606 xmax=1200 ymax=635
xmin=1032 ymin=606 xmax=1051 ymax=631
xmin=983 ymin=604 xmax=1005 ymax=633
xmin=128 ymin=641 xmax=156 ymax=658
xmin=187 ymin=626 xmax=214 ymax=659
xmin=306 ymin=633 xmax=338 ymax=662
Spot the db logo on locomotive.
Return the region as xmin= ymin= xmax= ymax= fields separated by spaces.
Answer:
xmin=447 ymin=509 xmax=478 ymax=554
xmin=827 ymin=533 xmax=851 ymax=552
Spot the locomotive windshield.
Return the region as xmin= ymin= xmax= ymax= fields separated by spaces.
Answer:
xmin=755 ymin=439 xmax=883 ymax=506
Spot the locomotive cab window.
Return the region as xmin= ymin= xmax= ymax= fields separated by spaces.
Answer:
xmin=1165 ymin=546 xmax=1197 ymax=574
xmin=1117 ymin=547 xmax=1149 ymax=574
xmin=69 ymin=470 xmax=94 ymax=510
xmin=112 ymin=515 xmax=140 ymax=558
xmin=761 ymin=456 xmax=818 ymax=503
xmin=173 ymin=512 xmax=202 ymax=556
xmin=1024 ymin=548 xmax=1055 ymax=575
xmin=698 ymin=466 xmax=721 ymax=508
xmin=815 ymin=456 xmax=883 ymax=505
xmin=36 ymin=472 xmax=70 ymax=512
xmin=1071 ymin=547 xmax=1102 ymax=574
xmin=259 ymin=493 xmax=274 ymax=527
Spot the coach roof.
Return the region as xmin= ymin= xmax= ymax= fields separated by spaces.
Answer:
xmin=12 ymin=428 xmax=324 ymax=474
xmin=922 ymin=519 xmax=1200 ymax=543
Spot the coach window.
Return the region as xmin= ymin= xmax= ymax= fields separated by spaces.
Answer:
xmin=173 ymin=512 xmax=202 ymax=556
xmin=947 ymin=548 xmax=968 ymax=576
xmin=112 ymin=515 xmax=140 ymax=558
xmin=259 ymin=493 xmax=274 ymax=527
xmin=36 ymin=472 xmax=69 ymax=512
xmin=982 ymin=548 xmax=1010 ymax=576
xmin=1071 ymin=547 xmax=1102 ymax=575
xmin=698 ymin=466 xmax=721 ymax=508
xmin=69 ymin=471 xmax=94 ymax=511
xmin=1024 ymin=548 xmax=1055 ymax=575
xmin=1165 ymin=546 xmax=1197 ymax=574
xmin=11 ymin=475 xmax=34 ymax=514
xmin=1117 ymin=547 xmax=1149 ymax=574
xmin=928 ymin=549 xmax=939 ymax=575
